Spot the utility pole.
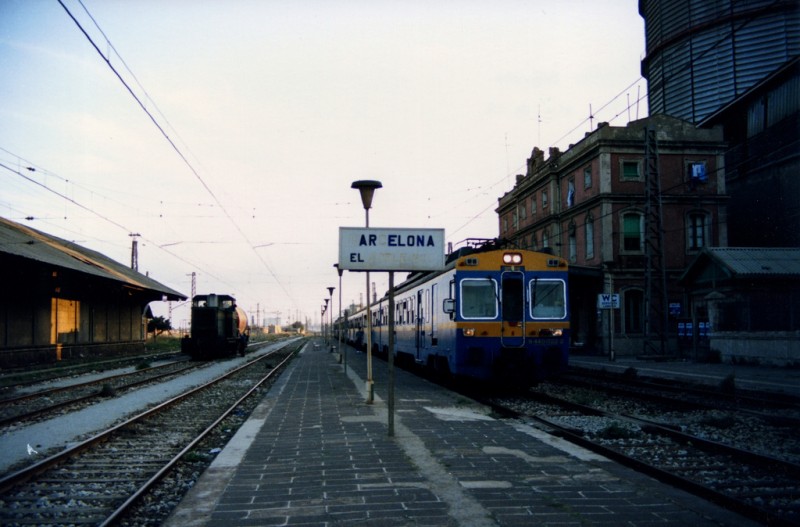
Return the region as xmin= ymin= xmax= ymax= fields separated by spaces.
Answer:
xmin=187 ymin=272 xmax=196 ymax=300
xmin=643 ymin=126 xmax=668 ymax=355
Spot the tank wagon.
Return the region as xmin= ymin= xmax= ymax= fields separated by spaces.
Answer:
xmin=181 ymin=294 xmax=249 ymax=359
xmin=338 ymin=240 xmax=569 ymax=386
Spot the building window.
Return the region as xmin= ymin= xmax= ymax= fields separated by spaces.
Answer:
xmin=583 ymin=166 xmax=592 ymax=188
xmin=530 ymin=232 xmax=538 ymax=251
xmin=542 ymin=229 xmax=549 ymax=249
xmin=530 ymin=196 xmax=537 ymax=217
xmin=624 ymin=289 xmax=644 ymax=334
xmin=502 ymin=217 xmax=508 ymax=234
xmin=622 ymin=212 xmax=644 ymax=252
xmin=686 ymin=160 xmax=708 ymax=189
xmin=585 ymin=214 xmax=594 ymax=259
xmin=621 ymin=159 xmax=642 ymax=181
xmin=568 ymin=222 xmax=577 ymax=262
xmin=542 ymin=190 xmax=548 ymax=208
xmin=518 ymin=203 xmax=526 ymax=220
xmin=512 ymin=210 xmax=518 ymax=230
xmin=687 ymin=212 xmax=709 ymax=250
xmin=566 ymin=179 xmax=575 ymax=208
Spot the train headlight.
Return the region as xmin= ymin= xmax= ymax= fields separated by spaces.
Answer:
xmin=538 ymin=328 xmax=564 ymax=337
xmin=463 ymin=328 xmax=475 ymax=337
xmin=502 ymin=252 xmax=523 ymax=265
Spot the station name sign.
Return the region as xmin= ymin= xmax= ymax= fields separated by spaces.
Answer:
xmin=338 ymin=227 xmax=445 ymax=272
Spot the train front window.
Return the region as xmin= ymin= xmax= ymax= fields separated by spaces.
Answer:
xmin=460 ymin=279 xmax=498 ymax=319
xmin=530 ymin=279 xmax=566 ymax=319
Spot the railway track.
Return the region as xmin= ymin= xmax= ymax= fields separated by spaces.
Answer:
xmin=491 ymin=381 xmax=800 ymax=526
xmin=0 ymin=338 xmax=304 ymax=526
xmin=0 ymin=360 xmax=201 ymax=429
xmin=564 ymin=367 xmax=800 ymax=426
xmin=0 ymin=351 xmax=184 ymax=393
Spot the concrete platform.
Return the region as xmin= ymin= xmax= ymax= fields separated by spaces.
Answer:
xmin=166 ymin=341 xmax=761 ymax=526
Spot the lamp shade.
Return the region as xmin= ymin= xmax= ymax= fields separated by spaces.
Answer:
xmin=351 ymin=180 xmax=383 ymax=210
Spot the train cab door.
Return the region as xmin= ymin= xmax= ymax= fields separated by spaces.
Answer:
xmin=500 ymin=271 xmax=525 ymax=347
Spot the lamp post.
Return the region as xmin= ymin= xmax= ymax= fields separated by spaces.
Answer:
xmin=334 ymin=264 xmax=344 ymax=372
xmin=351 ymin=179 xmax=382 ymax=404
xmin=327 ymin=286 xmax=335 ymax=351
xmin=324 ymin=298 xmax=329 ymax=343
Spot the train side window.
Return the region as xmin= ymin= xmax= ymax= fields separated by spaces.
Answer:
xmin=460 ymin=279 xmax=498 ymax=319
xmin=530 ymin=279 xmax=566 ymax=319
xmin=425 ymin=289 xmax=431 ymax=323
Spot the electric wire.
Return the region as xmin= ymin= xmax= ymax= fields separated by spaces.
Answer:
xmin=549 ymin=77 xmax=647 ymax=150
xmin=12 ymin=1 xmax=791 ymax=309
xmin=0 ymin=160 xmax=238 ymax=292
xmin=450 ymin=82 xmax=651 ymax=238
xmin=57 ymin=0 xmax=299 ymax=311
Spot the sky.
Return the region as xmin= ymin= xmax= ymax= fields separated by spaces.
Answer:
xmin=0 ymin=0 xmax=646 ymax=331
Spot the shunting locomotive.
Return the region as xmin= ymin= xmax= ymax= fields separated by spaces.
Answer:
xmin=181 ymin=293 xmax=249 ymax=359
xmin=340 ymin=239 xmax=569 ymax=385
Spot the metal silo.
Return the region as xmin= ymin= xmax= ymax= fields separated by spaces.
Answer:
xmin=640 ymin=0 xmax=800 ymax=125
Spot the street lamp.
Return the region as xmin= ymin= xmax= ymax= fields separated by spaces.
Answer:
xmin=323 ymin=298 xmax=330 ymax=343
xmin=334 ymin=264 xmax=344 ymax=372
xmin=327 ymin=286 xmax=335 ymax=351
xmin=351 ymin=180 xmax=382 ymax=404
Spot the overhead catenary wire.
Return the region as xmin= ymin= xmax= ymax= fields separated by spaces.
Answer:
xmin=0 ymin=161 xmax=130 ymax=234
xmin=22 ymin=2 xmax=776 ymax=293
xmin=40 ymin=0 xmax=651 ymax=267
xmin=450 ymin=84 xmax=650 ymax=238
xmin=0 ymin=160 xmax=238 ymax=292
xmin=56 ymin=0 xmax=300 ymax=311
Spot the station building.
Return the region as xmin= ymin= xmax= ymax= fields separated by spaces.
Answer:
xmin=0 ymin=217 xmax=186 ymax=368
xmin=680 ymin=247 xmax=800 ymax=366
xmin=496 ymin=114 xmax=727 ymax=358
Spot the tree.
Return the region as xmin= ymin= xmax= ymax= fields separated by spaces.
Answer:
xmin=147 ymin=316 xmax=172 ymax=341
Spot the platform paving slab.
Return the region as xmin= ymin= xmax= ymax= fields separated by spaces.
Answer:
xmin=166 ymin=342 xmax=760 ymax=527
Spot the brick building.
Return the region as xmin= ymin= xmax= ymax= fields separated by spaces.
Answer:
xmin=496 ymin=114 xmax=726 ymax=357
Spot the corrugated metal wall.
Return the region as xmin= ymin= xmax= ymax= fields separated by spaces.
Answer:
xmin=641 ymin=0 xmax=800 ymax=124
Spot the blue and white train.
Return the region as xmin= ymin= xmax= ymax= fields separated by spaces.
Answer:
xmin=338 ymin=240 xmax=569 ymax=385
